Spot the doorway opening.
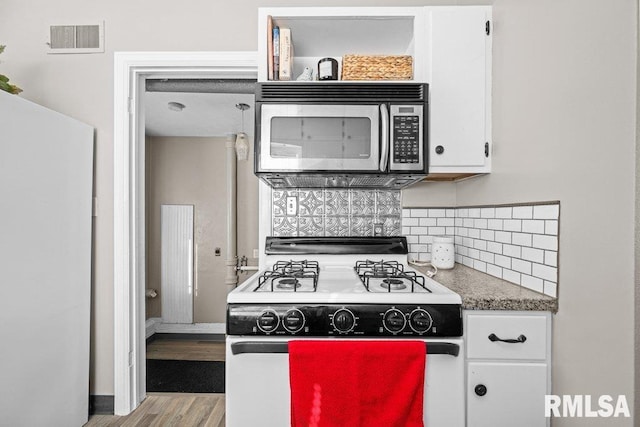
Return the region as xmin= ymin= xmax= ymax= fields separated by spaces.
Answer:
xmin=113 ymin=52 xmax=258 ymax=415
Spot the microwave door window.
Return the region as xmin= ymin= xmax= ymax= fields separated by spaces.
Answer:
xmin=270 ymin=117 xmax=372 ymax=162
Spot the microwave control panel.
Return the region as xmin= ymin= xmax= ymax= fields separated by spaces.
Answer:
xmin=389 ymin=104 xmax=424 ymax=171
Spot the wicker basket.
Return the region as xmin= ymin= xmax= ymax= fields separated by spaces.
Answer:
xmin=341 ymin=55 xmax=413 ymax=81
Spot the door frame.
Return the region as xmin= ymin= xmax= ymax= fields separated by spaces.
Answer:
xmin=113 ymin=51 xmax=257 ymax=415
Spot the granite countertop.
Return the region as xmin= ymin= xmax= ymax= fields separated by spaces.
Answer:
xmin=412 ymin=263 xmax=558 ymax=313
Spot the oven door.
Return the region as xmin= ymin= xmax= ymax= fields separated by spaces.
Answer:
xmin=258 ymin=104 xmax=382 ymax=172
xmin=225 ymin=336 xmax=465 ymax=427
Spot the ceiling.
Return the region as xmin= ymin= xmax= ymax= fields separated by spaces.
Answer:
xmin=144 ymin=91 xmax=255 ymax=138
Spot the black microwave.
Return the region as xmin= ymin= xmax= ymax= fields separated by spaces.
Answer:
xmin=254 ymin=82 xmax=428 ymax=189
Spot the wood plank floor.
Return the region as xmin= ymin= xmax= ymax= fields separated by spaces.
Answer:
xmin=146 ymin=339 xmax=225 ymax=362
xmin=84 ymin=393 xmax=225 ymax=427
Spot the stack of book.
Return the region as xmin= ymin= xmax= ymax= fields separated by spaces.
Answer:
xmin=267 ymin=16 xmax=293 ymax=81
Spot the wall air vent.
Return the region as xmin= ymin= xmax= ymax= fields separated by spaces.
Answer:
xmin=48 ymin=22 xmax=104 ymax=54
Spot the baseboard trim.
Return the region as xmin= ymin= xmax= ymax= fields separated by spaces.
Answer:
xmin=89 ymin=395 xmax=114 ymax=415
xmin=146 ymin=318 xmax=226 ymax=338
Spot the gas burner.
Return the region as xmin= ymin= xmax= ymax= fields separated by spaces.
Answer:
xmin=355 ymin=259 xmax=430 ymax=293
xmin=255 ymin=260 xmax=319 ymax=292
xmin=381 ymin=278 xmax=407 ymax=291
xmin=276 ymin=278 xmax=301 ymax=290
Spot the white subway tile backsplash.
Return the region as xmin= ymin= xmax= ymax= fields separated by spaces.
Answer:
xmin=411 ymin=226 xmax=429 ymax=235
xmin=513 ymin=206 xmax=533 ymax=219
xmin=503 ymin=244 xmax=521 ymax=258
xmin=544 ymin=250 xmax=558 ymax=267
xmin=503 ymin=219 xmax=522 ymax=232
xmin=512 ymin=259 xmax=532 ymax=275
xmin=533 ymin=204 xmax=559 ymax=220
xmin=404 ymin=218 xmax=419 ymax=226
xmin=487 ymin=219 xmax=503 ymax=230
xmin=480 ymin=229 xmax=495 ymax=241
xmin=486 ymin=263 xmax=502 ymax=279
xmin=419 ymin=217 xmax=437 ymax=227
xmin=544 ymin=281 xmax=558 ymax=298
xmin=419 ymin=235 xmax=433 ymax=244
xmin=473 ymin=260 xmax=487 ymax=272
xmin=512 ymin=232 xmax=533 ymax=247
xmin=480 ymin=251 xmax=494 ymax=264
xmin=474 ymin=218 xmax=488 ymax=229
xmin=533 ymin=234 xmax=558 ymax=251
xmin=495 ymin=207 xmax=512 ymax=218
xmin=429 ymin=226 xmax=446 ymax=235
xmin=481 ymin=207 xmax=496 ymax=218
xmin=532 ymin=263 xmax=557 ymax=282
xmin=437 ymin=217 xmax=455 ymax=227
xmin=411 ymin=209 xmax=428 ymax=217
xmin=487 ymin=241 xmax=503 ymax=254
xmin=474 ymin=240 xmax=487 ymax=251
xmin=521 ymin=247 xmax=544 ymax=264
xmin=494 ymin=254 xmax=511 ymax=269
xmin=495 ymin=231 xmax=512 ymax=244
xmin=522 ymin=220 xmax=545 ymax=234
xmin=403 ymin=201 xmax=559 ymax=297
xmin=429 ymin=208 xmax=446 ymax=217
xmin=521 ymin=275 xmax=544 ymax=293
xmin=503 ymin=269 xmax=521 ymax=285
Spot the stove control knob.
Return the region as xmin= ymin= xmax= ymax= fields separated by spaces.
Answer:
xmin=283 ymin=309 xmax=305 ymax=333
xmin=409 ymin=309 xmax=433 ymax=333
xmin=332 ymin=309 xmax=355 ymax=333
xmin=257 ymin=309 xmax=280 ymax=333
xmin=383 ymin=308 xmax=407 ymax=333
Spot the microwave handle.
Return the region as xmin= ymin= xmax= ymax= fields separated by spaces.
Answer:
xmin=379 ymin=104 xmax=389 ymax=172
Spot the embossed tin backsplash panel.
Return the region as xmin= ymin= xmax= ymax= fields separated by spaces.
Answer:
xmin=272 ymin=189 xmax=401 ymax=237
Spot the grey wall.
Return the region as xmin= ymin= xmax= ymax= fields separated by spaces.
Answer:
xmin=0 ymin=1 xmax=636 ymax=423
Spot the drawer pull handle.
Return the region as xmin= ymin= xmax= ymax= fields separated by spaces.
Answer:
xmin=488 ymin=333 xmax=527 ymax=344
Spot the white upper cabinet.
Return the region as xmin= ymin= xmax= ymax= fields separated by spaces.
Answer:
xmin=257 ymin=6 xmax=492 ymax=178
xmin=427 ymin=6 xmax=492 ymax=176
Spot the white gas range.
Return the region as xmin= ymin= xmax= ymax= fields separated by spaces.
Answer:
xmin=226 ymin=236 xmax=465 ymax=427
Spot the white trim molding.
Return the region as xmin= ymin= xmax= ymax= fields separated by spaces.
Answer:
xmin=114 ymin=51 xmax=257 ymax=416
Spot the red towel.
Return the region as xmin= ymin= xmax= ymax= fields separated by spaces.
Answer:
xmin=289 ymin=340 xmax=426 ymax=427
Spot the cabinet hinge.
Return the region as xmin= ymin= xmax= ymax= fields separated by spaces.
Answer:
xmin=485 ymin=142 xmax=490 ymax=158
xmin=127 ymin=97 xmax=134 ymax=115
xmin=92 ymin=197 xmax=98 ymax=217
xmin=486 ymin=20 xmax=491 ymax=36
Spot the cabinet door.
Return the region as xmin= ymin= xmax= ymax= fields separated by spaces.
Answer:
xmin=429 ymin=7 xmax=491 ymax=172
xmin=467 ymin=362 xmax=548 ymax=427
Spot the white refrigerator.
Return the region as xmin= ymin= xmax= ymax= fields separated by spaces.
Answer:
xmin=0 ymin=90 xmax=94 ymax=426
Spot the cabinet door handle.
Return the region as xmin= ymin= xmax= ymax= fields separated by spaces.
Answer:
xmin=475 ymin=384 xmax=487 ymax=396
xmin=488 ymin=333 xmax=527 ymax=344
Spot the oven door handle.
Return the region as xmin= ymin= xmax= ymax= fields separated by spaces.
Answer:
xmin=231 ymin=341 xmax=460 ymax=357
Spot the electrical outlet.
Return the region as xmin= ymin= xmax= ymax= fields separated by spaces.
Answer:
xmin=253 ymin=249 xmax=259 ymax=259
xmin=286 ymin=196 xmax=298 ymax=215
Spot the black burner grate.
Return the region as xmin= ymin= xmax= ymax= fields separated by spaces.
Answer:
xmin=354 ymin=260 xmax=430 ymax=293
xmin=255 ymin=260 xmax=320 ymax=292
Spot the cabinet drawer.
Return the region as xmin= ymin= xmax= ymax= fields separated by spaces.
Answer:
xmin=466 ymin=313 xmax=548 ymax=360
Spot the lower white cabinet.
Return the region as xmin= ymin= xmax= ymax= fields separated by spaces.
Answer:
xmin=465 ymin=311 xmax=552 ymax=427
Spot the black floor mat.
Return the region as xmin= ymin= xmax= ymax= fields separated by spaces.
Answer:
xmin=146 ymin=359 xmax=225 ymax=393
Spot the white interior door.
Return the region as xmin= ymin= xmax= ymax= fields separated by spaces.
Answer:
xmin=161 ymin=204 xmax=194 ymax=324
xmin=0 ymin=91 xmax=93 ymax=426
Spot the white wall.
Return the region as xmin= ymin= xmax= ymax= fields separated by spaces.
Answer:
xmin=0 ymin=2 xmax=636 ymax=423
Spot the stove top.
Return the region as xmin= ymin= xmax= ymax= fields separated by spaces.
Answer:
xmin=227 ymin=236 xmax=462 ymax=337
